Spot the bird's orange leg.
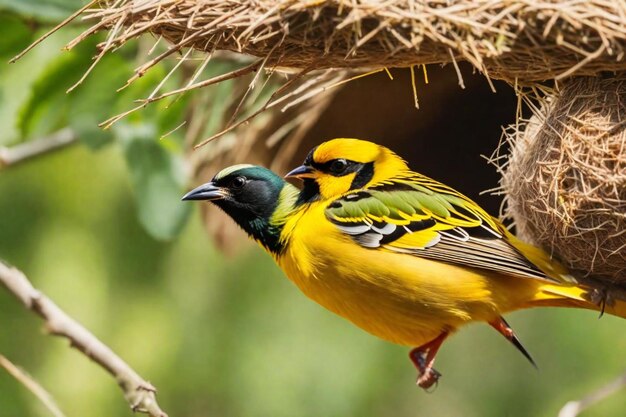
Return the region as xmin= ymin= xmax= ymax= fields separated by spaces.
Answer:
xmin=408 ymin=332 xmax=449 ymax=390
xmin=489 ymin=316 xmax=537 ymax=368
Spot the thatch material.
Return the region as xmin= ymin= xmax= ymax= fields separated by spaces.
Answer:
xmin=15 ymin=0 xmax=626 ymax=143
xmin=502 ymin=76 xmax=626 ymax=283
xmin=74 ymin=0 xmax=626 ymax=85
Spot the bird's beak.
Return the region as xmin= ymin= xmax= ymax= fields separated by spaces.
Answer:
xmin=181 ymin=182 xmax=226 ymax=201
xmin=285 ymin=165 xmax=315 ymax=179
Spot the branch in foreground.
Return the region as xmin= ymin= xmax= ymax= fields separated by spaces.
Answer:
xmin=0 ymin=128 xmax=78 ymax=169
xmin=0 ymin=354 xmax=67 ymax=417
xmin=558 ymin=372 xmax=626 ymax=417
xmin=0 ymin=260 xmax=168 ymax=417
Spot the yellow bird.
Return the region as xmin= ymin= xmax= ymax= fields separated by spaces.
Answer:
xmin=183 ymin=138 xmax=625 ymax=389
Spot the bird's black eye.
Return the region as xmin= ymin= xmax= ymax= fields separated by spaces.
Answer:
xmin=230 ymin=176 xmax=246 ymax=189
xmin=329 ymin=159 xmax=348 ymax=174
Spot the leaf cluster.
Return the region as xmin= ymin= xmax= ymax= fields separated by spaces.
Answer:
xmin=0 ymin=3 xmax=241 ymax=240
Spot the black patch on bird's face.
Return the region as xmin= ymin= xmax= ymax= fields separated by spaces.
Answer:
xmin=349 ymin=162 xmax=374 ymax=189
xmin=297 ymin=147 xmax=376 ymax=203
xmin=309 ymin=158 xmax=363 ymax=178
xmin=295 ymin=178 xmax=320 ymax=206
xmin=210 ymin=167 xmax=287 ymax=254
xmin=305 ymin=146 xmax=373 ymax=182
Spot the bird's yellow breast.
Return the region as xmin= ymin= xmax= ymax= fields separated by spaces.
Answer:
xmin=277 ymin=202 xmax=542 ymax=346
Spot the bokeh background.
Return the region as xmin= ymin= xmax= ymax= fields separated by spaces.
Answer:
xmin=1 ymin=1 xmax=625 ymax=417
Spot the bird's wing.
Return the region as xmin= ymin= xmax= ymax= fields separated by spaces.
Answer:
xmin=324 ymin=173 xmax=566 ymax=283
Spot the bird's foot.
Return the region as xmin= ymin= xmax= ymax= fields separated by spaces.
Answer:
xmin=416 ymin=365 xmax=441 ymax=390
xmin=409 ymin=332 xmax=448 ymax=391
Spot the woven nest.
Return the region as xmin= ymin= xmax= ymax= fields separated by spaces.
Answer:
xmin=77 ymin=0 xmax=626 ymax=84
xmin=18 ymin=0 xmax=626 ymax=135
xmin=502 ymin=76 xmax=626 ymax=283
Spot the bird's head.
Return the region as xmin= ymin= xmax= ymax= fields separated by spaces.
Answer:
xmin=286 ymin=138 xmax=409 ymax=201
xmin=182 ymin=164 xmax=299 ymax=254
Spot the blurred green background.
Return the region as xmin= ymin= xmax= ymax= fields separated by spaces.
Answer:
xmin=1 ymin=2 xmax=625 ymax=417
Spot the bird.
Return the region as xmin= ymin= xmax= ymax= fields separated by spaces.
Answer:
xmin=183 ymin=139 xmax=626 ymax=389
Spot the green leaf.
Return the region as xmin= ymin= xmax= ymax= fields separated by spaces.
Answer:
xmin=116 ymin=122 xmax=191 ymax=241
xmin=68 ymin=53 xmax=132 ymax=149
xmin=0 ymin=14 xmax=32 ymax=58
xmin=17 ymin=37 xmax=100 ymax=139
xmin=156 ymin=93 xmax=191 ymax=137
xmin=201 ymin=79 xmax=234 ymax=138
xmin=0 ymin=26 xmax=81 ymax=145
xmin=0 ymin=0 xmax=86 ymax=22
xmin=70 ymin=117 xmax=112 ymax=150
xmin=111 ymin=57 xmax=190 ymax=142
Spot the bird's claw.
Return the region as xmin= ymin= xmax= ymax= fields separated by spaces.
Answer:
xmin=409 ymin=333 xmax=448 ymax=391
xmin=412 ymin=349 xmax=441 ymax=390
xmin=416 ymin=366 xmax=441 ymax=390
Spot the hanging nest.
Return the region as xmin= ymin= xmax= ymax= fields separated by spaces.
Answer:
xmin=502 ymin=76 xmax=626 ymax=283
xmin=68 ymin=0 xmax=626 ymax=84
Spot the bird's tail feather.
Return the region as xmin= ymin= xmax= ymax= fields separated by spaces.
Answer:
xmin=532 ymin=284 xmax=626 ymax=319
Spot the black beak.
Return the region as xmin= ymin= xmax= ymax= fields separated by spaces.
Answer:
xmin=285 ymin=165 xmax=315 ymax=179
xmin=181 ymin=182 xmax=226 ymax=201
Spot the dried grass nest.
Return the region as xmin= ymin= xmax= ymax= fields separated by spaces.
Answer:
xmin=54 ymin=0 xmax=626 ymax=85
xmin=502 ymin=76 xmax=626 ymax=283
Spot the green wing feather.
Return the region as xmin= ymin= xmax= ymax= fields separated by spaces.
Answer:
xmin=325 ymin=173 xmax=564 ymax=283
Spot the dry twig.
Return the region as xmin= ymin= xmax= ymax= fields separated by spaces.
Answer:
xmin=0 ymin=354 xmax=66 ymax=417
xmin=0 ymin=129 xmax=78 ymax=169
xmin=0 ymin=260 xmax=168 ymax=417
xmin=558 ymin=372 xmax=626 ymax=417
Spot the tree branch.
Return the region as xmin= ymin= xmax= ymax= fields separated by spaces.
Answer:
xmin=0 ymin=260 xmax=168 ymax=417
xmin=558 ymin=372 xmax=626 ymax=417
xmin=0 ymin=354 xmax=67 ymax=417
xmin=0 ymin=128 xmax=78 ymax=169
